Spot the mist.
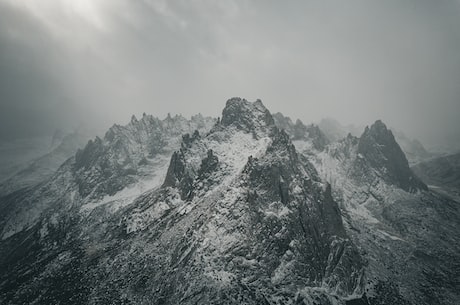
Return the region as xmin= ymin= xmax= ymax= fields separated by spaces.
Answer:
xmin=1 ymin=0 xmax=459 ymax=150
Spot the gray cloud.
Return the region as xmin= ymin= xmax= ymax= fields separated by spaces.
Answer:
xmin=0 ymin=0 xmax=459 ymax=149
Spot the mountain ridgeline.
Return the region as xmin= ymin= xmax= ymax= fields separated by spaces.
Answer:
xmin=0 ymin=98 xmax=458 ymax=305
xmin=355 ymin=120 xmax=427 ymax=192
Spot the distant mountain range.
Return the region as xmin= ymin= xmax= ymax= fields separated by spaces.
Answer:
xmin=317 ymin=118 xmax=433 ymax=166
xmin=412 ymin=152 xmax=460 ymax=201
xmin=0 ymin=98 xmax=458 ymax=305
xmin=0 ymin=131 xmax=95 ymax=195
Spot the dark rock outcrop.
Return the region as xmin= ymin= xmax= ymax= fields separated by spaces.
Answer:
xmin=73 ymin=114 xmax=214 ymax=200
xmin=273 ymin=112 xmax=330 ymax=151
xmin=2 ymin=99 xmax=459 ymax=305
xmin=356 ymin=120 xmax=427 ymax=192
xmin=220 ymin=97 xmax=275 ymax=137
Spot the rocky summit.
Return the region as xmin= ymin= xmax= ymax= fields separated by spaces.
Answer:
xmin=0 ymin=98 xmax=459 ymax=305
xmin=355 ymin=120 xmax=427 ymax=192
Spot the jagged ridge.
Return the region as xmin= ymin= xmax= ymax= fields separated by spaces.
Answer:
xmin=0 ymin=98 xmax=459 ymax=305
xmin=356 ymin=120 xmax=427 ymax=192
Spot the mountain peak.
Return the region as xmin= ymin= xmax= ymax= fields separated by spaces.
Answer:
xmin=220 ymin=97 xmax=274 ymax=136
xmin=367 ymin=119 xmax=389 ymax=135
xmin=357 ymin=120 xmax=427 ymax=192
xmin=372 ymin=119 xmax=386 ymax=128
xmin=359 ymin=120 xmax=397 ymax=152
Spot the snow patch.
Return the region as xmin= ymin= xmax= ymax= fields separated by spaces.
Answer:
xmin=80 ymin=154 xmax=171 ymax=214
xmin=263 ymin=202 xmax=291 ymax=219
xmin=293 ymin=139 xmax=314 ymax=154
xmin=348 ymin=202 xmax=380 ymax=224
xmin=126 ymin=201 xmax=171 ymax=234
xmin=377 ymin=229 xmax=405 ymax=242
xmin=205 ymin=270 xmax=235 ymax=286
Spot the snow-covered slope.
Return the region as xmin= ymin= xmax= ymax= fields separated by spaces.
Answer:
xmin=110 ymin=98 xmax=364 ymax=304
xmin=0 ymin=98 xmax=365 ymax=305
xmin=306 ymin=120 xmax=460 ymax=305
xmin=0 ymin=99 xmax=459 ymax=305
xmin=0 ymin=113 xmax=215 ymax=240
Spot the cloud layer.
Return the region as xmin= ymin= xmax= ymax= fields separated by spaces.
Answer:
xmin=1 ymin=0 xmax=459 ymax=148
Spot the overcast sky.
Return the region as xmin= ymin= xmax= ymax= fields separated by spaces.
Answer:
xmin=1 ymin=0 xmax=459 ymax=148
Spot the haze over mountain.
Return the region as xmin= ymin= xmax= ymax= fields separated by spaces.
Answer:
xmin=1 ymin=0 xmax=460 ymax=149
xmin=0 ymin=98 xmax=459 ymax=305
xmin=1 ymin=1 xmax=460 ymax=303
xmin=317 ymin=118 xmax=434 ymax=165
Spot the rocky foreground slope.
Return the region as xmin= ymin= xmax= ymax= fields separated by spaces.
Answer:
xmin=0 ymin=98 xmax=459 ymax=305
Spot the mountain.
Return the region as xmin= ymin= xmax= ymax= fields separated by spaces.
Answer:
xmin=0 ymin=99 xmax=364 ymax=304
xmin=0 ymin=113 xmax=215 ymax=240
xmin=392 ymin=130 xmax=432 ymax=165
xmin=355 ymin=120 xmax=427 ymax=192
xmin=412 ymin=152 xmax=460 ymax=201
xmin=0 ymin=131 xmax=94 ymax=196
xmin=273 ymin=112 xmax=330 ymax=152
xmin=0 ymin=99 xmax=459 ymax=305
xmin=317 ymin=118 xmax=432 ymax=165
xmin=0 ymin=136 xmax=53 ymax=182
xmin=308 ymin=120 xmax=460 ymax=305
xmin=318 ymin=118 xmax=363 ymax=142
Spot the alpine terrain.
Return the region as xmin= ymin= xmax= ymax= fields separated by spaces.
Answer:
xmin=0 ymin=98 xmax=458 ymax=305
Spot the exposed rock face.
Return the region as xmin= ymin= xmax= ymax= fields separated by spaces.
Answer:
xmin=303 ymin=124 xmax=330 ymax=151
xmin=0 ymin=114 xmax=215 ymax=240
xmin=112 ymin=99 xmax=364 ymax=304
xmin=309 ymin=120 xmax=460 ymax=305
xmin=73 ymin=114 xmax=215 ymax=200
xmin=0 ymin=98 xmax=459 ymax=305
xmin=355 ymin=120 xmax=427 ymax=192
xmin=317 ymin=117 xmax=432 ymax=165
xmin=272 ymin=112 xmax=330 ymax=152
xmin=197 ymin=149 xmax=219 ymax=180
xmin=0 ymin=98 xmax=365 ymax=305
xmin=220 ymin=97 xmax=275 ymax=137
